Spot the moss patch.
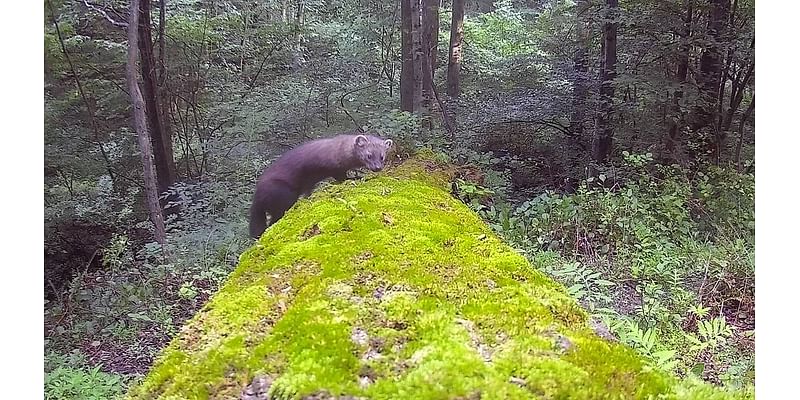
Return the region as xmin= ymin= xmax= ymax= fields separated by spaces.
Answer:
xmin=127 ymin=157 xmax=751 ymax=400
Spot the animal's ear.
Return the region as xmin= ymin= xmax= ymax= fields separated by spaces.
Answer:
xmin=384 ymin=139 xmax=393 ymax=148
xmin=355 ymin=135 xmax=368 ymax=147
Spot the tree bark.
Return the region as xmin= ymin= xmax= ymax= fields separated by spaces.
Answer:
xmin=128 ymin=0 xmax=167 ymax=247
xmin=139 ymin=0 xmax=177 ymax=202
xmin=400 ymin=0 xmax=415 ymax=111
xmin=593 ymin=0 xmax=618 ymax=165
xmin=291 ymin=0 xmax=306 ymax=70
xmin=570 ymin=0 xmax=590 ymax=137
xmin=421 ymin=0 xmax=439 ymax=114
xmin=446 ymin=0 xmax=465 ymax=97
xmin=158 ymin=0 xmax=177 ymax=209
xmin=665 ymin=3 xmax=692 ymax=159
xmin=411 ymin=0 xmax=424 ymax=112
xmin=722 ymin=37 xmax=754 ymax=132
xmin=430 ymin=0 xmax=439 ymax=69
xmin=689 ymin=0 xmax=730 ymax=131
xmin=239 ymin=1 xmax=249 ymax=74
xmin=736 ymin=96 xmax=754 ymax=172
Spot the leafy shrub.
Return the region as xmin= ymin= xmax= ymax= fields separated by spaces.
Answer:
xmin=45 ymin=350 xmax=125 ymax=400
xmin=461 ymin=153 xmax=754 ymax=388
xmin=693 ymin=166 xmax=755 ymax=240
xmin=45 ymin=366 xmax=125 ymax=400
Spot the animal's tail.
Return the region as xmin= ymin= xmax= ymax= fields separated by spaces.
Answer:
xmin=248 ymin=179 xmax=301 ymax=239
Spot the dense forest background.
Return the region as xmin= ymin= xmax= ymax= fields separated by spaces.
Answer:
xmin=43 ymin=0 xmax=754 ymax=397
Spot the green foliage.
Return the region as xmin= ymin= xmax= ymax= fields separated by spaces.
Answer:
xmin=465 ymin=153 xmax=754 ymax=389
xmin=102 ymin=234 xmax=132 ymax=270
xmin=694 ymin=167 xmax=755 ymax=239
xmin=461 ymin=0 xmax=542 ymax=84
xmin=687 ymin=316 xmax=733 ymax=354
xmin=365 ymin=109 xmax=424 ymax=152
xmin=45 ymin=350 xmax=125 ymax=400
xmin=45 ymin=366 xmax=125 ymax=400
xmin=44 ymin=0 xmax=755 ymax=394
xmin=128 ymin=158 xmax=746 ymax=399
xmin=544 ymin=261 xmax=615 ymax=306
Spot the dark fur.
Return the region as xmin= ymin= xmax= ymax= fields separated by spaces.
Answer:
xmin=249 ymin=134 xmax=393 ymax=238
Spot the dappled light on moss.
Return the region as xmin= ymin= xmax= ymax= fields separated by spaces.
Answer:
xmin=127 ymin=158 xmax=751 ymax=400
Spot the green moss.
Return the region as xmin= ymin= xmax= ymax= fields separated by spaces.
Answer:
xmin=127 ymin=158 xmax=751 ymax=400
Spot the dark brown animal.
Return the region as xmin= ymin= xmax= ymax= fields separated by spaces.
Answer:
xmin=249 ymin=134 xmax=394 ymax=238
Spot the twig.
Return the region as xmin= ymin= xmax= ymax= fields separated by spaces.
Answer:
xmin=242 ymin=33 xmax=293 ymax=98
xmin=495 ymin=118 xmax=587 ymax=151
xmin=81 ymin=0 xmax=128 ymax=28
xmin=339 ymin=83 xmax=376 ymax=131
xmin=47 ymin=249 xmax=100 ymax=337
xmin=424 ymin=43 xmax=453 ymax=138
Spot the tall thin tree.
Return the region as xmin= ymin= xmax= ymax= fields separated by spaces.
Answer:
xmin=446 ymin=0 xmax=465 ymax=97
xmin=127 ymin=0 xmax=167 ymax=247
xmin=665 ymin=2 xmax=692 ymax=160
xmin=158 ymin=0 xmax=175 ymax=180
xmin=689 ymin=0 xmax=730 ymax=132
xmin=571 ymin=0 xmax=590 ymax=137
xmin=593 ymin=0 xmax=619 ymax=165
xmin=411 ymin=0 xmax=424 ymax=112
xmin=400 ymin=0 xmax=415 ymax=111
xmin=735 ymin=95 xmax=754 ymax=172
xmin=421 ymin=0 xmax=439 ymax=112
xmin=139 ymin=0 xmax=177 ymax=203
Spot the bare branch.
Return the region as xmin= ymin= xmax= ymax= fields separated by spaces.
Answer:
xmin=81 ymin=0 xmax=128 ymax=28
xmin=339 ymin=83 xmax=376 ymax=131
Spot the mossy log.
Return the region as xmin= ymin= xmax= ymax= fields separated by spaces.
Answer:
xmin=127 ymin=157 xmax=750 ymax=400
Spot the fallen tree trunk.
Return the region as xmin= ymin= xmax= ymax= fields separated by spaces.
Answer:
xmin=127 ymin=156 xmax=750 ymax=400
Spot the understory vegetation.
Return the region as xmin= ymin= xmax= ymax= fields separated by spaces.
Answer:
xmin=44 ymin=0 xmax=754 ymax=398
xmin=452 ymin=149 xmax=754 ymax=388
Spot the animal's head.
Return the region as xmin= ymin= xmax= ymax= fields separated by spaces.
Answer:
xmin=355 ymin=134 xmax=393 ymax=172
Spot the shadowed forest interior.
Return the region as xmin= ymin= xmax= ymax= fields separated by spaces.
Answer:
xmin=44 ymin=0 xmax=754 ymax=398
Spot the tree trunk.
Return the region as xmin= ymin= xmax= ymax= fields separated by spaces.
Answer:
xmin=593 ymin=0 xmax=618 ymax=165
xmin=421 ymin=0 xmax=439 ymax=114
xmin=570 ymin=0 xmax=590 ymax=137
xmin=446 ymin=0 xmax=465 ymax=97
xmin=157 ymin=0 xmax=177 ymax=211
xmin=127 ymin=0 xmax=167 ymax=247
xmin=239 ymin=2 xmax=249 ymax=74
xmin=736 ymin=96 xmax=754 ymax=172
xmin=689 ymin=0 xmax=730 ymax=132
xmin=139 ymin=0 xmax=177 ymax=203
xmin=400 ymin=0 xmax=415 ymax=111
xmin=665 ymin=3 xmax=692 ymax=159
xmin=292 ymin=0 xmax=306 ymax=70
xmin=722 ymin=38 xmax=754 ymax=132
xmin=411 ymin=0 xmax=424 ymax=112
xmin=716 ymin=0 xmax=739 ymax=133
xmin=430 ymin=0 xmax=439 ymax=69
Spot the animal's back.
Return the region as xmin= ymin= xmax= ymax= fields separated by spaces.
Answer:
xmin=249 ymin=133 xmax=393 ymax=238
xmin=260 ymin=136 xmax=357 ymax=193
